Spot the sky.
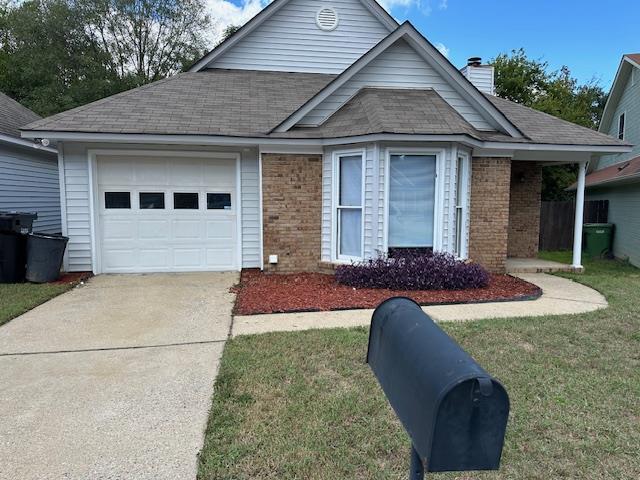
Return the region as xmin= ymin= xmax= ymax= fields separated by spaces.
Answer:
xmin=205 ymin=0 xmax=639 ymax=91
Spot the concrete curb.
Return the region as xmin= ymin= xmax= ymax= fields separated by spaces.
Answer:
xmin=231 ymin=273 xmax=608 ymax=337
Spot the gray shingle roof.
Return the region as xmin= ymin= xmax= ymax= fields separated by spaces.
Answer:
xmin=24 ymin=69 xmax=335 ymax=137
xmin=22 ymin=68 xmax=629 ymax=148
xmin=0 ymin=92 xmax=41 ymax=139
xmin=484 ymin=94 xmax=627 ymax=146
xmin=277 ymin=88 xmax=482 ymax=139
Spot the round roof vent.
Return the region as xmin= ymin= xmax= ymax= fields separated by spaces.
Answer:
xmin=316 ymin=7 xmax=338 ymax=31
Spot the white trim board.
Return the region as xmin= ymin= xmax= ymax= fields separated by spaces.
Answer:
xmin=21 ymin=131 xmax=633 ymax=156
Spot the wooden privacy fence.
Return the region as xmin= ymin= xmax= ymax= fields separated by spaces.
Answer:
xmin=539 ymin=200 xmax=608 ymax=251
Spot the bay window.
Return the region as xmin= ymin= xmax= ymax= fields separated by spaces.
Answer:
xmin=335 ymin=152 xmax=363 ymax=260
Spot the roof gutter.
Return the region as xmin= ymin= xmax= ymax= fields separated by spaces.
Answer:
xmin=0 ymin=132 xmax=57 ymax=153
xmin=20 ymin=130 xmax=633 ymax=155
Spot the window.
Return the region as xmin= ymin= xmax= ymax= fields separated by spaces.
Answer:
xmin=388 ymin=154 xmax=436 ymax=247
xmin=207 ymin=193 xmax=232 ymax=210
xmin=173 ymin=192 xmax=199 ymax=209
xmin=139 ymin=192 xmax=165 ymax=209
xmin=618 ymin=113 xmax=625 ymax=140
xmin=454 ymin=155 xmax=469 ymax=258
xmin=335 ymin=153 xmax=363 ymax=259
xmin=105 ymin=192 xmax=131 ymax=209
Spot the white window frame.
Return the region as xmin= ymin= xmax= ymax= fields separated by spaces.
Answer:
xmin=618 ymin=111 xmax=626 ymax=140
xmin=454 ymin=151 xmax=470 ymax=259
xmin=383 ymin=147 xmax=445 ymax=253
xmin=332 ymin=148 xmax=366 ymax=262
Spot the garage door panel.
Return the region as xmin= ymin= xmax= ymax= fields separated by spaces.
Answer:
xmin=206 ymin=248 xmax=235 ymax=268
xmin=139 ymin=249 xmax=170 ymax=268
xmin=173 ymin=219 xmax=203 ymax=239
xmin=102 ymin=219 xmax=136 ymax=240
xmin=138 ymin=219 xmax=170 ymax=240
xmin=206 ymin=220 xmax=234 ymax=240
xmin=98 ymin=159 xmax=134 ymax=184
xmin=170 ymin=160 xmax=204 ymax=185
xmin=134 ymin=158 xmax=168 ymax=185
xmin=103 ymin=249 xmax=136 ymax=269
xmin=204 ymin=160 xmax=235 ymax=186
xmin=97 ymin=155 xmax=238 ymax=273
xmin=173 ymin=249 xmax=203 ymax=268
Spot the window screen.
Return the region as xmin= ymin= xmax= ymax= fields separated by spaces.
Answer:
xmin=173 ymin=193 xmax=199 ymax=209
xmin=139 ymin=192 xmax=165 ymax=209
xmin=207 ymin=193 xmax=232 ymax=210
xmin=105 ymin=192 xmax=131 ymax=209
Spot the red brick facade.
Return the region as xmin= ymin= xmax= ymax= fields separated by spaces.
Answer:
xmin=468 ymin=157 xmax=512 ymax=273
xmin=261 ymin=154 xmax=322 ymax=273
xmin=508 ymin=162 xmax=543 ymax=258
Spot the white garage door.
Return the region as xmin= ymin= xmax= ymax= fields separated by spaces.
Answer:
xmin=96 ymin=154 xmax=239 ymax=273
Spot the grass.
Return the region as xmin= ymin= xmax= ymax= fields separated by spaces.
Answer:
xmin=0 ymin=282 xmax=75 ymax=327
xmin=199 ymin=256 xmax=640 ymax=479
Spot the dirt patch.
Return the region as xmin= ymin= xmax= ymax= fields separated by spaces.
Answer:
xmin=233 ymin=270 xmax=541 ymax=315
xmin=50 ymin=271 xmax=93 ymax=285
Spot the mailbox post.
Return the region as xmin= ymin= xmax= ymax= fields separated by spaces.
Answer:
xmin=367 ymin=297 xmax=510 ymax=479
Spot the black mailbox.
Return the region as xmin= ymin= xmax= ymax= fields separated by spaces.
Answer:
xmin=367 ymin=297 xmax=509 ymax=477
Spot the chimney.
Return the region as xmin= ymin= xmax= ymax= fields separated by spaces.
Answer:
xmin=460 ymin=57 xmax=495 ymax=95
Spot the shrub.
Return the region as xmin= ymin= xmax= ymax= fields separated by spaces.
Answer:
xmin=335 ymin=250 xmax=490 ymax=290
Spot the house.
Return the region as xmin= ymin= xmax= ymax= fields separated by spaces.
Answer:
xmin=581 ymin=54 xmax=640 ymax=267
xmin=0 ymin=92 xmax=60 ymax=234
xmin=20 ymin=0 xmax=630 ymax=275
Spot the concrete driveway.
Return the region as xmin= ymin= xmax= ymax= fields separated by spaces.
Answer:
xmin=0 ymin=272 xmax=237 ymax=480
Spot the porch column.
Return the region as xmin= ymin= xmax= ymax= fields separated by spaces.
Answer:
xmin=572 ymin=161 xmax=588 ymax=269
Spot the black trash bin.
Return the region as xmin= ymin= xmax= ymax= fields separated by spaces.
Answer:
xmin=25 ymin=233 xmax=69 ymax=283
xmin=0 ymin=212 xmax=38 ymax=283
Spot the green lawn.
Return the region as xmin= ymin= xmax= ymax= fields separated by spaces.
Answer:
xmin=0 ymin=282 xmax=75 ymax=327
xmin=199 ymin=257 xmax=640 ymax=479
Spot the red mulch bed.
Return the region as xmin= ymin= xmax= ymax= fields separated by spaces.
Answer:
xmin=50 ymin=271 xmax=93 ymax=285
xmin=233 ymin=270 xmax=542 ymax=315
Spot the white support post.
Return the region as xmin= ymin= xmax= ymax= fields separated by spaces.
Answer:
xmin=572 ymin=161 xmax=588 ymax=269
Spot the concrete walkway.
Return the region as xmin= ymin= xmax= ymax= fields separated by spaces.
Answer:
xmin=232 ymin=273 xmax=608 ymax=337
xmin=0 ymin=272 xmax=237 ymax=480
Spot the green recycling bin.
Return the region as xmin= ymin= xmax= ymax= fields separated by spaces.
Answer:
xmin=583 ymin=223 xmax=614 ymax=258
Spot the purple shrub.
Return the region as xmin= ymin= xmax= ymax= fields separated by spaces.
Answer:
xmin=335 ymin=251 xmax=490 ymax=290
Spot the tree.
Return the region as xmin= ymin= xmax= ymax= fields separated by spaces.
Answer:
xmin=0 ymin=0 xmax=121 ymax=116
xmin=220 ymin=24 xmax=241 ymax=43
xmin=0 ymin=0 xmax=212 ymax=115
xmin=82 ymin=0 xmax=211 ymax=85
xmin=491 ymin=49 xmax=607 ymax=200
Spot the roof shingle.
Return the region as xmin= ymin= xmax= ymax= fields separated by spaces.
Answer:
xmin=0 ymin=92 xmax=41 ymax=139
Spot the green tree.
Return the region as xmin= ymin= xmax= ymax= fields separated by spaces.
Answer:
xmin=0 ymin=0 xmax=120 ymax=116
xmin=0 ymin=0 xmax=212 ymax=115
xmin=491 ymin=49 xmax=607 ymax=200
xmin=82 ymin=0 xmax=211 ymax=85
xmin=220 ymin=24 xmax=241 ymax=43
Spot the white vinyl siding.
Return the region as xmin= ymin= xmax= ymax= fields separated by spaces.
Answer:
xmin=587 ymin=185 xmax=640 ymax=267
xmin=460 ymin=65 xmax=495 ymax=95
xmin=300 ymin=40 xmax=494 ymax=130
xmin=58 ymin=142 xmax=260 ymax=272
xmin=206 ymin=0 xmax=391 ymax=74
xmin=0 ymin=144 xmax=61 ymax=234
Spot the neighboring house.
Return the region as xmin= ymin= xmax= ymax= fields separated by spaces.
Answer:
xmin=0 ymin=92 xmax=61 ymax=234
xmin=21 ymin=0 xmax=629 ymax=275
xmin=581 ymin=54 xmax=640 ymax=266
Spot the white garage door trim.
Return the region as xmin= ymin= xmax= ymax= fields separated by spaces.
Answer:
xmin=87 ymin=149 xmax=242 ymax=274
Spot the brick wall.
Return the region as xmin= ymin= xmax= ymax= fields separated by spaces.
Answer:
xmin=508 ymin=162 xmax=543 ymax=258
xmin=468 ymin=157 xmax=512 ymax=273
xmin=261 ymin=154 xmax=322 ymax=273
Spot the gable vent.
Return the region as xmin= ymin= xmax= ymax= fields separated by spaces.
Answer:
xmin=316 ymin=7 xmax=339 ymax=31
